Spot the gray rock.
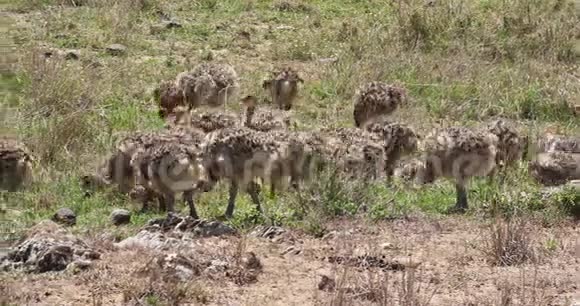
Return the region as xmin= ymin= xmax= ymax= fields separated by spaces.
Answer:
xmin=251 ymin=225 xmax=286 ymax=239
xmin=380 ymin=242 xmax=395 ymax=250
xmin=3 ymin=239 xmax=73 ymax=273
xmin=163 ymin=19 xmax=182 ymax=29
xmin=52 ymin=208 xmax=76 ymax=226
xmin=105 ymin=44 xmax=127 ymax=56
xmin=281 ymin=246 xmax=301 ymax=256
xmin=159 ymin=253 xmax=200 ymax=281
xmin=36 ymin=245 xmax=73 ymax=273
xmin=110 ymin=209 xmax=131 ymax=226
xmin=115 ymin=230 xmax=166 ymax=250
xmin=69 ymin=259 xmax=92 ymax=272
xmin=318 ymin=57 xmax=339 ymax=64
xmin=192 ymin=220 xmax=236 ymax=237
xmin=149 ymin=214 xmax=236 ymax=237
xmin=207 ymin=259 xmax=228 ymax=272
xmin=242 ymin=252 xmax=262 ymax=270
xmin=64 ymin=49 xmax=80 ymax=60
xmin=318 ymin=275 xmax=336 ymax=292
xmin=42 ymin=50 xmax=55 ymax=58
xmin=1 ymin=220 xmax=100 ymax=273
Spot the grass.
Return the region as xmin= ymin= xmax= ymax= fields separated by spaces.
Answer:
xmin=1 ymin=0 xmax=579 ymax=242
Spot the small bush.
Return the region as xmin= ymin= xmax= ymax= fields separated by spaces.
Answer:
xmin=290 ymin=167 xmax=369 ymax=217
xmin=550 ymin=185 xmax=580 ymax=219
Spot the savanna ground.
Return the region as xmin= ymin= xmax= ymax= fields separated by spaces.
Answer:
xmin=1 ymin=0 xmax=580 ymax=305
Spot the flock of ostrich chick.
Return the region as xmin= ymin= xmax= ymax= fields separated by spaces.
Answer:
xmin=1 ymin=62 xmax=579 ymax=219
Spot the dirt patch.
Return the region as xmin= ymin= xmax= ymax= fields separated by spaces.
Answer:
xmin=2 ymin=217 xmax=579 ymax=305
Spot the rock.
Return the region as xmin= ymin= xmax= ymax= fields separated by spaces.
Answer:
xmin=110 ymin=209 xmax=131 ymax=226
xmin=37 ymin=245 xmax=73 ymax=273
xmin=192 ymin=220 xmax=236 ymax=237
xmin=52 ymin=208 xmax=76 ymax=226
xmin=158 ymin=253 xmax=200 ymax=282
xmin=570 ymin=180 xmax=580 ymax=189
xmin=326 ymin=255 xmax=407 ymax=271
xmin=118 ymin=215 xmax=236 ymax=250
xmin=318 ymin=275 xmax=336 ymax=292
xmin=205 ymin=259 xmax=228 ymax=275
xmin=392 ymin=256 xmax=422 ymax=269
xmin=1 ymin=221 xmax=100 ymax=273
xmin=69 ymin=259 xmax=92 ymax=272
xmin=318 ymin=57 xmax=339 ymax=64
xmin=242 ymin=252 xmax=262 ymax=271
xmin=275 ymin=25 xmax=295 ymax=31
xmin=82 ymin=250 xmax=101 ymax=260
xmin=42 ymin=50 xmax=55 ymax=58
xmin=149 ymin=214 xmax=236 ymax=237
xmin=64 ymin=49 xmax=80 ymax=60
xmin=322 ymin=230 xmax=353 ymax=241
xmin=105 ymin=44 xmax=127 ymax=56
xmin=380 ymin=242 xmax=395 ymax=250
xmin=163 ymin=19 xmax=182 ymax=29
xmin=115 ymin=230 xmax=167 ymax=250
xmin=281 ymin=246 xmax=301 ymax=256
xmin=250 ymin=225 xmax=286 ymax=239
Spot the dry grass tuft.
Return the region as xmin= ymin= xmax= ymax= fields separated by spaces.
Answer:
xmin=226 ymin=237 xmax=263 ymax=286
xmin=121 ymin=252 xmax=211 ymax=305
xmin=328 ymin=266 xmax=437 ymax=306
xmin=483 ymin=217 xmax=537 ymax=266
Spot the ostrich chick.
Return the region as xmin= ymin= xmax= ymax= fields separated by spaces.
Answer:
xmin=201 ymin=127 xmax=293 ymax=218
xmin=262 ymin=67 xmax=303 ymax=110
xmin=0 ymin=137 xmax=34 ymax=191
xmin=131 ymin=142 xmax=210 ymax=218
xmin=241 ymin=95 xmax=292 ymax=132
xmin=353 ymin=82 xmax=407 ymax=128
xmin=156 ymin=63 xmax=239 ymax=118
xmin=417 ymin=127 xmax=499 ymax=212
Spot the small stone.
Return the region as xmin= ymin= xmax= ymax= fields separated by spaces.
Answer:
xmin=319 ymin=57 xmax=339 ymax=64
xmin=192 ymin=220 xmax=236 ymax=237
xmin=173 ymin=264 xmax=194 ymax=281
xmin=322 ymin=231 xmax=337 ymax=240
xmin=43 ymin=50 xmax=55 ymax=58
xmin=163 ymin=19 xmax=182 ymax=29
xmin=275 ymin=25 xmax=295 ymax=31
xmin=64 ymin=50 xmax=80 ymax=60
xmin=242 ymin=252 xmax=262 ymax=271
xmin=105 ymin=44 xmax=127 ymax=56
xmin=69 ymin=259 xmax=92 ymax=272
xmin=380 ymin=242 xmax=395 ymax=250
xmin=281 ymin=246 xmax=301 ymax=256
xmin=110 ymin=209 xmax=131 ymax=226
xmin=204 ymin=259 xmax=228 ymax=276
xmin=52 ymin=208 xmax=76 ymax=226
xmin=82 ymin=250 xmax=101 ymax=260
xmin=251 ymin=225 xmax=285 ymax=239
xmin=318 ymin=275 xmax=336 ymax=292
xmin=392 ymin=256 xmax=422 ymax=269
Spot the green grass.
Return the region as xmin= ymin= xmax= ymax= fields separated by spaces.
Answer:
xmin=1 ymin=0 xmax=579 ymax=238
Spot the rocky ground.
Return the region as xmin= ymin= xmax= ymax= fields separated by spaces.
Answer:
xmin=2 ymin=214 xmax=579 ymax=305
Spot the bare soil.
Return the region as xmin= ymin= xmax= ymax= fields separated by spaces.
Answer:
xmin=2 ymin=216 xmax=579 ymax=305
